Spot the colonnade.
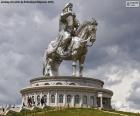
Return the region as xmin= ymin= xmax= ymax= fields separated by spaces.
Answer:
xmin=22 ymin=91 xmax=111 ymax=109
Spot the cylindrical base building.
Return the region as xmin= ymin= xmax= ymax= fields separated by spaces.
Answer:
xmin=20 ymin=76 xmax=113 ymax=109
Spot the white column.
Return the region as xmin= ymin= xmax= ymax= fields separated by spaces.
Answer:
xmin=26 ymin=95 xmax=28 ymax=107
xmin=47 ymin=92 xmax=50 ymax=106
xmin=71 ymin=95 xmax=75 ymax=107
xmin=55 ymin=92 xmax=58 ymax=107
xmin=34 ymin=93 xmax=37 ymax=107
xmin=80 ymin=94 xmax=82 ymax=107
xmin=63 ymin=93 xmax=66 ymax=107
xmin=98 ymin=92 xmax=103 ymax=109
xmin=100 ymin=97 xmax=103 ymax=109
xmin=40 ymin=92 xmax=42 ymax=107
xmin=87 ymin=95 xmax=90 ymax=108
xmin=37 ymin=93 xmax=40 ymax=107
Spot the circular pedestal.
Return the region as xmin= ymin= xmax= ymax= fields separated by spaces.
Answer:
xmin=20 ymin=76 xmax=113 ymax=109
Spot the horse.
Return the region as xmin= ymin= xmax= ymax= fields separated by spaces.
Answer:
xmin=43 ymin=19 xmax=98 ymax=77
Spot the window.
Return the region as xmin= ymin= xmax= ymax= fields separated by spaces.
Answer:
xmin=69 ymin=83 xmax=76 ymax=85
xmin=90 ymin=96 xmax=94 ymax=106
xmin=83 ymin=96 xmax=87 ymax=104
xmin=59 ymin=94 xmax=63 ymax=103
xmin=44 ymin=95 xmax=47 ymax=104
xmin=27 ymin=97 xmax=32 ymax=107
xmin=75 ymin=95 xmax=80 ymax=104
xmin=36 ymin=84 xmax=39 ymax=86
xmin=31 ymin=96 xmax=35 ymax=105
xmin=44 ymin=83 xmax=50 ymax=85
xmin=56 ymin=82 xmax=62 ymax=85
xmin=67 ymin=95 xmax=71 ymax=103
xmin=51 ymin=95 xmax=55 ymax=103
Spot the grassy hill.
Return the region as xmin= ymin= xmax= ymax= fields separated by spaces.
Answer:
xmin=6 ymin=107 xmax=140 ymax=116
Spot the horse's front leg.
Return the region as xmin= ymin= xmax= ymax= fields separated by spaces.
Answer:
xmin=44 ymin=63 xmax=51 ymax=77
xmin=79 ymin=55 xmax=86 ymax=77
xmin=79 ymin=63 xmax=84 ymax=77
xmin=48 ymin=65 xmax=53 ymax=76
xmin=72 ymin=61 xmax=77 ymax=77
xmin=46 ymin=58 xmax=53 ymax=76
xmin=43 ymin=61 xmax=49 ymax=77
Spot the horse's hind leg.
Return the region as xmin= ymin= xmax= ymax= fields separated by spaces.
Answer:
xmin=45 ymin=58 xmax=53 ymax=76
xmin=72 ymin=61 xmax=77 ymax=77
xmin=79 ymin=55 xmax=85 ymax=77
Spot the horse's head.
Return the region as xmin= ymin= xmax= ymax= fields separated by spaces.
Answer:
xmin=87 ymin=19 xmax=98 ymax=46
xmin=89 ymin=19 xmax=98 ymax=34
xmin=77 ymin=19 xmax=98 ymax=47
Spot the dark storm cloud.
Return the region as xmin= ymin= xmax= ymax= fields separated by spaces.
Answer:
xmin=0 ymin=0 xmax=140 ymax=111
xmin=0 ymin=4 xmax=59 ymax=105
xmin=127 ymin=80 xmax=140 ymax=109
xmin=81 ymin=0 xmax=140 ymax=67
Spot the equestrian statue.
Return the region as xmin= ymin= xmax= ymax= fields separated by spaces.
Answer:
xmin=43 ymin=3 xmax=98 ymax=77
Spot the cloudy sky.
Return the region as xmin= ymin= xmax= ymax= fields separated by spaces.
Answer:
xmin=0 ymin=0 xmax=140 ymax=112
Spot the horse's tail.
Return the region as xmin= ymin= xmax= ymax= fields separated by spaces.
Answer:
xmin=42 ymin=49 xmax=48 ymax=75
xmin=42 ymin=66 xmax=45 ymax=76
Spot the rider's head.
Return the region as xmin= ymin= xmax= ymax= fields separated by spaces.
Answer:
xmin=63 ymin=3 xmax=73 ymax=14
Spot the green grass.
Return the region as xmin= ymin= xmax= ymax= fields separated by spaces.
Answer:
xmin=28 ymin=108 xmax=120 ymax=116
xmin=105 ymin=110 xmax=140 ymax=116
xmin=6 ymin=107 xmax=140 ymax=116
xmin=103 ymin=110 xmax=140 ymax=116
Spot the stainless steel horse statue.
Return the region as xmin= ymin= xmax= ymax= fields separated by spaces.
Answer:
xmin=43 ymin=19 xmax=98 ymax=77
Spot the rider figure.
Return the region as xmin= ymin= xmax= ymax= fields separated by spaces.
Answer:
xmin=58 ymin=3 xmax=79 ymax=55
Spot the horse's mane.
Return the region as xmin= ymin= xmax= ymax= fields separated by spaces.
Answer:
xmin=76 ymin=21 xmax=91 ymax=35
